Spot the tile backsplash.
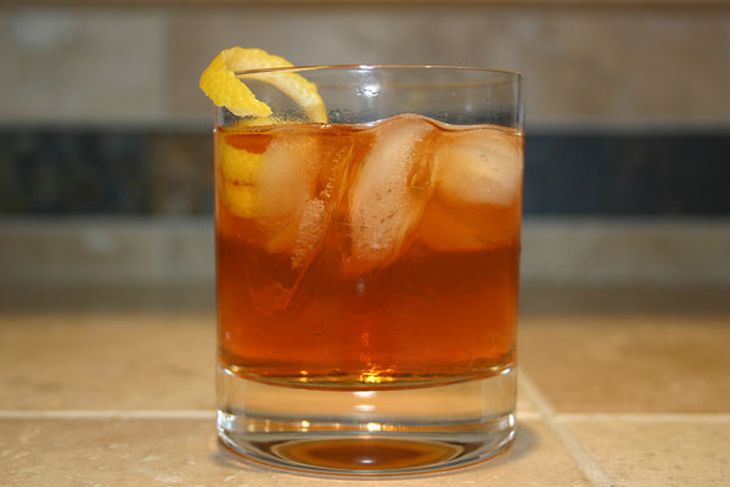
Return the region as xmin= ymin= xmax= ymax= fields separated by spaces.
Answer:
xmin=1 ymin=4 xmax=729 ymax=127
xmin=2 ymin=217 xmax=728 ymax=287
xmin=2 ymin=128 xmax=729 ymax=215
xmin=3 ymin=3 xmax=729 ymax=217
xmin=2 ymin=3 xmax=729 ymax=288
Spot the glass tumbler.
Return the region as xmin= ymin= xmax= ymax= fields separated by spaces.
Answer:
xmin=214 ymin=65 xmax=524 ymax=475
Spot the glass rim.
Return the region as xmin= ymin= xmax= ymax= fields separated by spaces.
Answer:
xmin=234 ymin=63 xmax=523 ymax=80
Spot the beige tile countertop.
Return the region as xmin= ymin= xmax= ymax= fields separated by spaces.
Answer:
xmin=0 ymin=285 xmax=728 ymax=486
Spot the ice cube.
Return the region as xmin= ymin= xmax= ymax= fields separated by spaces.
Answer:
xmin=417 ymin=197 xmax=520 ymax=252
xmin=246 ymin=199 xmax=327 ymax=316
xmin=347 ymin=114 xmax=438 ymax=273
xmin=246 ymin=135 xmax=320 ymax=220
xmin=291 ymin=198 xmax=327 ymax=268
xmin=219 ymin=131 xmax=323 ymax=255
xmin=435 ymin=127 xmax=523 ymax=207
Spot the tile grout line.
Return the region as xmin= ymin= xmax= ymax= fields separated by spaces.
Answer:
xmin=556 ymin=413 xmax=730 ymax=423
xmin=1 ymin=409 xmax=724 ymax=423
xmin=0 ymin=409 xmax=546 ymax=422
xmin=0 ymin=410 xmax=216 ymax=419
xmin=519 ymin=372 xmax=615 ymax=487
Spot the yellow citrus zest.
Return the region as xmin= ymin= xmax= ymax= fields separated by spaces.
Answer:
xmin=219 ymin=140 xmax=262 ymax=185
xmin=199 ymin=47 xmax=327 ymax=123
xmin=218 ymin=140 xmax=263 ymax=219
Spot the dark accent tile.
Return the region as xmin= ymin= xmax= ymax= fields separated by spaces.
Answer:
xmin=148 ymin=135 xmax=213 ymax=214
xmin=1 ymin=129 xmax=729 ymax=215
xmin=524 ymin=133 xmax=730 ymax=215
xmin=0 ymin=130 xmax=212 ymax=215
xmin=0 ymin=131 xmax=151 ymax=213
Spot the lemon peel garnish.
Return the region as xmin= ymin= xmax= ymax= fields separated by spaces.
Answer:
xmin=219 ymin=142 xmax=262 ymax=188
xmin=220 ymin=180 xmax=258 ymax=219
xmin=199 ymin=47 xmax=327 ymax=123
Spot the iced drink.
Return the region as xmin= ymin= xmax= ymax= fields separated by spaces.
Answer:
xmin=216 ymin=114 xmax=522 ymax=387
xmin=201 ymin=48 xmax=524 ymax=475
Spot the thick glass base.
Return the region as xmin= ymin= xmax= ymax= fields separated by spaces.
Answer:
xmin=216 ymin=365 xmax=516 ymax=476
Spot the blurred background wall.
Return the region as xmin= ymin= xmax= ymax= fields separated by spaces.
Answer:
xmin=1 ymin=1 xmax=729 ymax=290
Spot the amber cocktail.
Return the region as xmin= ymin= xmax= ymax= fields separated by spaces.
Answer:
xmin=210 ymin=62 xmax=523 ymax=475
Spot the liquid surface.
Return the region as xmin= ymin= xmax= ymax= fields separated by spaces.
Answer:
xmin=216 ymin=114 xmax=523 ymax=388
